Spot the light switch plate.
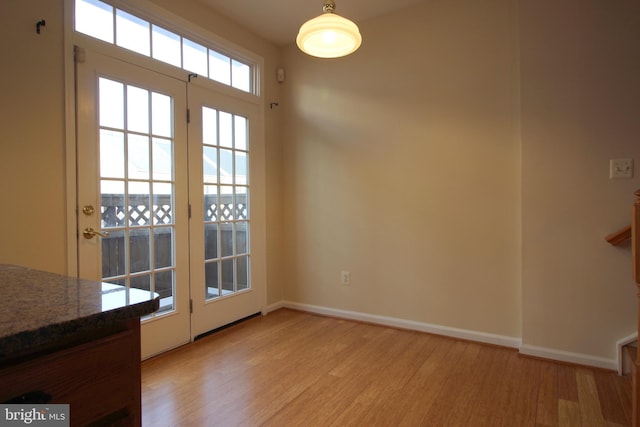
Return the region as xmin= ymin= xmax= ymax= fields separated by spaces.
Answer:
xmin=609 ymin=158 xmax=633 ymax=179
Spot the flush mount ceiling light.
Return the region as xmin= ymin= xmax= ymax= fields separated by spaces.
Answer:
xmin=296 ymin=0 xmax=362 ymax=58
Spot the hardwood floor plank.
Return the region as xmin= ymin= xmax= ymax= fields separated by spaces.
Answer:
xmin=420 ymin=341 xmax=483 ymax=424
xmin=559 ymin=399 xmax=582 ymax=427
xmin=395 ymin=337 xmax=462 ymax=426
xmin=326 ymin=332 xmax=435 ymax=426
xmin=464 ymin=345 xmax=517 ymax=426
xmin=536 ymin=362 xmax=560 ymax=426
xmin=141 ymin=309 xmax=631 ymax=427
xmin=503 ymin=356 xmax=544 ymax=427
xmin=557 ymin=362 xmax=580 ymax=401
xmin=593 ymin=368 xmax=631 ymax=426
xmin=576 ymin=368 xmax=607 ymax=426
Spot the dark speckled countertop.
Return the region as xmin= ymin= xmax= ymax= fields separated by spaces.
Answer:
xmin=0 ymin=264 xmax=159 ymax=360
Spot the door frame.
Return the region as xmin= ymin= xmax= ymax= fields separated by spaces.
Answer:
xmin=63 ymin=0 xmax=266 ymax=278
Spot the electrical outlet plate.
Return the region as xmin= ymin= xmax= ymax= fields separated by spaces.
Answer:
xmin=341 ymin=271 xmax=351 ymax=285
xmin=609 ymin=158 xmax=633 ymax=179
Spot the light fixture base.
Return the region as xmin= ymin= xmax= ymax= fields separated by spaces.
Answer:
xmin=323 ymin=0 xmax=335 ymax=13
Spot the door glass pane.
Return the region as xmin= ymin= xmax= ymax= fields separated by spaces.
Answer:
xmin=236 ymin=222 xmax=248 ymax=255
xmin=153 ymin=183 xmax=172 ymax=225
xmin=99 ymin=78 xmax=124 ymax=128
xmin=220 ymin=187 xmax=234 ymax=221
xmin=234 ymin=116 xmax=247 ymax=151
xmin=98 ymin=77 xmax=178 ymax=317
xmin=154 ymin=228 xmax=173 ymax=268
xmin=236 ymin=187 xmax=248 ymax=220
xmin=102 ymin=229 xmax=125 ymax=278
xmin=128 ymin=134 xmax=150 ymax=179
xmin=221 ymin=258 xmax=234 ymax=293
xmin=219 ymin=112 xmax=233 ymax=148
xmin=201 ymin=106 xmax=251 ymax=300
xmin=100 ymin=130 xmax=125 ymax=179
xmin=235 ymin=151 xmax=247 ymax=185
xmin=205 ymin=261 xmax=219 ymax=298
xmin=155 ymin=270 xmax=174 ymax=311
xmin=127 ymin=86 xmax=150 ymax=133
xmin=203 ymin=147 xmax=218 ymax=183
xmin=204 ymin=223 xmax=218 ymax=260
xmin=220 ymin=223 xmax=233 ymax=258
xmin=202 ymin=107 xmax=217 ymax=145
xmin=237 ymin=256 xmax=249 ymax=291
xmin=220 ymin=149 xmax=233 ymax=184
xmin=130 ymin=228 xmax=151 ymax=273
xmin=129 ymin=182 xmax=151 ymax=226
xmin=152 ymin=138 xmax=173 ymax=180
xmin=152 ymin=93 xmax=172 ymax=138
xmin=101 ymin=180 xmax=125 ymax=228
xmin=204 ymin=186 xmax=218 ymax=221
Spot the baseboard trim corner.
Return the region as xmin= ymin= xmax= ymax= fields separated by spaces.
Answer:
xmin=266 ymin=300 xmax=285 ymax=313
xmin=519 ymin=344 xmax=617 ymax=371
xmin=616 ymin=332 xmax=637 ymax=375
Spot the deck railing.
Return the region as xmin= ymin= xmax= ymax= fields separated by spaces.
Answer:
xmin=99 ymin=193 xmax=248 ymax=301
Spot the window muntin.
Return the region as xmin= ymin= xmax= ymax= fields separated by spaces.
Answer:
xmin=75 ymin=0 xmax=255 ymax=94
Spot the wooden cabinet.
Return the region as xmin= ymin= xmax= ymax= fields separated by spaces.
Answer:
xmin=0 ymin=319 xmax=141 ymax=427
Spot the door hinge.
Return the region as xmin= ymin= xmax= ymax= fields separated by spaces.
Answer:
xmin=187 ymin=108 xmax=190 ymax=124
xmin=74 ymin=45 xmax=86 ymax=63
xmin=190 ymin=299 xmax=193 ymax=314
xmin=188 ymin=204 xmax=192 ymax=219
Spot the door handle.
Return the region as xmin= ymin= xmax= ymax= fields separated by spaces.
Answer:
xmin=82 ymin=227 xmax=110 ymax=239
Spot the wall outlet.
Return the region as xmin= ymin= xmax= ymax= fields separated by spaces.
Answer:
xmin=609 ymin=158 xmax=633 ymax=179
xmin=341 ymin=271 xmax=351 ymax=285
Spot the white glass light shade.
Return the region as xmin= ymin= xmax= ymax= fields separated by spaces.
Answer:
xmin=296 ymin=12 xmax=362 ymax=58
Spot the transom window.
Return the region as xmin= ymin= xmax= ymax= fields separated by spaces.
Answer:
xmin=74 ymin=0 xmax=253 ymax=93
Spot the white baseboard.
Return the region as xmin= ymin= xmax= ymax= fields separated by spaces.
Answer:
xmin=519 ymin=344 xmax=617 ymax=371
xmin=279 ymin=300 xmax=522 ymax=349
xmin=270 ymin=301 xmax=623 ymax=371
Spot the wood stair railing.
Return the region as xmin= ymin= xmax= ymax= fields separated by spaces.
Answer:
xmin=633 ymin=189 xmax=640 ymax=427
xmin=607 ymin=225 xmax=632 ymax=246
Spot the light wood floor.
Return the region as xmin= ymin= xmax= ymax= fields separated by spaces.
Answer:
xmin=141 ymin=309 xmax=631 ymax=426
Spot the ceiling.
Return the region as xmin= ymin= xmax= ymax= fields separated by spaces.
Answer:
xmin=194 ymin=0 xmax=427 ymax=47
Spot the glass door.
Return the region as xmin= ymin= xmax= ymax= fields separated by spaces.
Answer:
xmin=76 ymin=49 xmax=190 ymax=358
xmin=188 ymin=83 xmax=265 ymax=338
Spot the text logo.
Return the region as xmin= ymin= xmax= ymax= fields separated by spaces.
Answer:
xmin=0 ymin=405 xmax=69 ymax=427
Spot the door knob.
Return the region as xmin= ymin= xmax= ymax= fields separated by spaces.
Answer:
xmin=82 ymin=227 xmax=109 ymax=239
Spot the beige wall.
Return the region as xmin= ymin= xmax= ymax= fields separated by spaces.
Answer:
xmin=281 ymin=0 xmax=522 ymax=338
xmin=520 ymin=0 xmax=640 ymax=360
xmin=0 ymin=0 xmax=67 ymax=274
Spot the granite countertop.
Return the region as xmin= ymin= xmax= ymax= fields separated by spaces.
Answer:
xmin=0 ymin=264 xmax=159 ymax=359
